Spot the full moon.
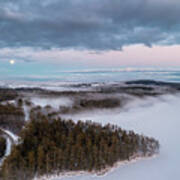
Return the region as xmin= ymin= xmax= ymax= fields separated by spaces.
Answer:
xmin=9 ymin=60 xmax=15 ymax=65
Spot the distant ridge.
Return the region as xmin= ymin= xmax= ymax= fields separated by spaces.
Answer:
xmin=126 ymin=80 xmax=180 ymax=89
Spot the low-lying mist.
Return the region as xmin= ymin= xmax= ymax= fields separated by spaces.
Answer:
xmin=1 ymin=82 xmax=180 ymax=180
xmin=30 ymin=97 xmax=73 ymax=109
xmin=54 ymin=93 xmax=180 ymax=180
xmin=60 ymin=94 xmax=177 ymax=125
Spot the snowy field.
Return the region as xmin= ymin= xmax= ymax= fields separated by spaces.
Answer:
xmin=43 ymin=94 xmax=180 ymax=180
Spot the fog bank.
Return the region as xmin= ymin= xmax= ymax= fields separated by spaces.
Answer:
xmin=30 ymin=97 xmax=73 ymax=109
xmin=53 ymin=94 xmax=180 ymax=180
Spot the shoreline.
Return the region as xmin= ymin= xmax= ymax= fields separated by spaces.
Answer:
xmin=34 ymin=154 xmax=158 ymax=180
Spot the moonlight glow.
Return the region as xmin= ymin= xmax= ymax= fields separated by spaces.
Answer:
xmin=9 ymin=60 xmax=15 ymax=65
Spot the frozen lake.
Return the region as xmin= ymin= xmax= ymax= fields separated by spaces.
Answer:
xmin=48 ymin=94 xmax=180 ymax=180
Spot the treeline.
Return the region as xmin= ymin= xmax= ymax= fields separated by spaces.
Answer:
xmin=0 ymin=104 xmax=24 ymax=115
xmin=77 ymin=98 xmax=120 ymax=109
xmin=0 ymin=136 xmax=6 ymax=158
xmin=27 ymin=97 xmax=122 ymax=115
xmin=0 ymin=89 xmax=18 ymax=101
xmin=60 ymin=98 xmax=121 ymax=114
xmin=0 ymin=114 xmax=159 ymax=180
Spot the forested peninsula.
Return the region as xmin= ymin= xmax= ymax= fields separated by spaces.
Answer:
xmin=0 ymin=80 xmax=166 ymax=179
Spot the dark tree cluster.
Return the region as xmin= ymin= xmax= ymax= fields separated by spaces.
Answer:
xmin=78 ymin=98 xmax=120 ymax=109
xmin=60 ymin=98 xmax=121 ymax=114
xmin=0 ymin=104 xmax=25 ymax=134
xmin=0 ymin=104 xmax=24 ymax=115
xmin=0 ymin=89 xmax=18 ymax=102
xmin=0 ymin=136 xmax=6 ymax=159
xmin=0 ymin=114 xmax=159 ymax=180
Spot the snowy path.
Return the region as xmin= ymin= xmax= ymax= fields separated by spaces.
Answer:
xmin=2 ymin=129 xmax=19 ymax=143
xmin=0 ymin=128 xmax=19 ymax=166
xmin=0 ymin=136 xmax=11 ymax=166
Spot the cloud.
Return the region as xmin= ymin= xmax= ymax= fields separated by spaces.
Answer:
xmin=0 ymin=0 xmax=180 ymax=50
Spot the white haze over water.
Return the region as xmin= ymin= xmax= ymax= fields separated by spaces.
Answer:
xmin=49 ymin=94 xmax=180 ymax=180
xmin=30 ymin=97 xmax=73 ymax=109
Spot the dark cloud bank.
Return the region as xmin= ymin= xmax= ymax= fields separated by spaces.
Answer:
xmin=0 ymin=0 xmax=180 ymax=50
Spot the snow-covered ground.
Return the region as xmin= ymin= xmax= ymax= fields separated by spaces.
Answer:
xmin=0 ymin=129 xmax=19 ymax=166
xmin=42 ymin=94 xmax=180 ymax=180
xmin=0 ymin=137 xmax=11 ymax=166
xmin=2 ymin=129 xmax=19 ymax=143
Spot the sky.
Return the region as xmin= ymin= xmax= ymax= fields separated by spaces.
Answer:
xmin=0 ymin=0 xmax=180 ymax=77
